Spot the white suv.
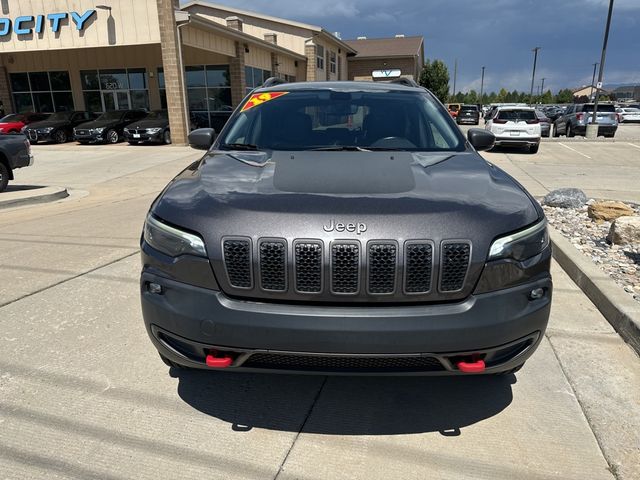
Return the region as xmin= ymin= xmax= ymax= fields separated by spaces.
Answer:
xmin=485 ymin=107 xmax=541 ymax=153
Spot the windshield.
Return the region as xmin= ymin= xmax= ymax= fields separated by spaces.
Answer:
xmin=96 ymin=111 xmax=125 ymax=121
xmin=221 ymin=89 xmax=464 ymax=152
xmin=0 ymin=114 xmax=24 ymax=123
xmin=461 ymin=105 xmax=477 ymax=112
xmin=497 ymin=109 xmax=536 ymax=121
xmin=47 ymin=112 xmax=73 ymax=121
xmin=584 ymin=104 xmax=615 ymax=112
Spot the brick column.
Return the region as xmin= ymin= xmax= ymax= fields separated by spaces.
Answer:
xmin=0 ymin=66 xmax=13 ymax=114
xmin=229 ymin=41 xmax=246 ymax=107
xmin=305 ymin=42 xmax=316 ymax=82
xmin=156 ymin=0 xmax=189 ymax=144
xmin=325 ymin=49 xmax=330 ymax=81
xmin=264 ymin=34 xmax=279 ymax=79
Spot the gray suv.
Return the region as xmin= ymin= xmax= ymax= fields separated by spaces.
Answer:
xmin=140 ymin=79 xmax=552 ymax=376
xmin=553 ymin=103 xmax=618 ymax=138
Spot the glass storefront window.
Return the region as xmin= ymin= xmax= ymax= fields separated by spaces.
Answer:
xmin=207 ymin=88 xmax=232 ymax=112
xmin=187 ymin=88 xmax=207 ymax=111
xmin=185 ymin=66 xmax=206 ymax=87
xmin=206 ymin=66 xmax=230 ymax=87
xmin=245 ymin=66 xmax=272 ymax=93
xmin=10 ymin=71 xmax=74 ymax=113
xmin=81 ymin=68 xmax=149 ymax=112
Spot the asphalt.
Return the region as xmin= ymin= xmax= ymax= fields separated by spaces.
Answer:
xmin=0 ymin=142 xmax=638 ymax=479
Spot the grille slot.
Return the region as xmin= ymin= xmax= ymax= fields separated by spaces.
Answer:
xmin=223 ymin=238 xmax=252 ymax=289
xmin=331 ymin=243 xmax=360 ymax=294
xmin=259 ymin=240 xmax=287 ymax=291
xmin=368 ymin=243 xmax=397 ymax=294
xmin=404 ymin=243 xmax=433 ymax=293
xmin=294 ymin=242 xmax=323 ymax=293
xmin=440 ymin=242 xmax=471 ymax=292
xmin=243 ymin=353 xmax=445 ymax=372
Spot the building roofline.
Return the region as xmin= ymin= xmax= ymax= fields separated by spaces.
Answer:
xmin=188 ymin=13 xmax=307 ymax=61
xmin=182 ymin=1 xmax=356 ymax=53
xmin=343 ymin=35 xmax=424 ymax=57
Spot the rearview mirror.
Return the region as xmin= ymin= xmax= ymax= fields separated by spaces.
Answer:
xmin=188 ymin=128 xmax=217 ymax=150
xmin=467 ymin=128 xmax=495 ymax=152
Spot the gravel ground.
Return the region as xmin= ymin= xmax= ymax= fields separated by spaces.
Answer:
xmin=543 ymin=202 xmax=640 ymax=302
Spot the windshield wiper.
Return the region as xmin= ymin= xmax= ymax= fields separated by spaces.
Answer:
xmin=308 ymin=146 xmax=371 ymax=151
xmin=219 ymin=143 xmax=261 ymax=151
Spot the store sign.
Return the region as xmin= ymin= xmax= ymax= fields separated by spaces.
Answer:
xmin=372 ymin=69 xmax=402 ymax=79
xmin=0 ymin=10 xmax=96 ymax=37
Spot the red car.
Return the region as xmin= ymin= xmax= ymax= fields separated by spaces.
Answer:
xmin=0 ymin=113 xmax=50 ymax=134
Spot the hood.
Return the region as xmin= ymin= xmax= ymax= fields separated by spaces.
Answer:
xmin=152 ymin=150 xmax=541 ymax=303
xmin=26 ymin=119 xmax=71 ymax=129
xmin=126 ymin=118 xmax=168 ymax=129
xmin=77 ymin=118 xmax=122 ymax=129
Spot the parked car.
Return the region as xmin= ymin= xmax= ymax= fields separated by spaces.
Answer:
xmin=24 ymin=111 xmax=94 ymax=144
xmin=616 ymin=107 xmax=640 ymax=123
xmin=484 ymin=106 xmax=498 ymax=123
xmin=446 ymin=103 xmax=461 ymax=119
xmin=124 ymin=110 xmax=171 ymax=145
xmin=485 ymin=107 xmax=541 ymax=153
xmin=0 ymin=133 xmax=33 ymax=192
xmin=456 ymin=105 xmax=480 ymax=125
xmin=140 ymin=79 xmax=552 ymax=375
xmin=553 ymin=104 xmax=618 ymax=138
xmin=74 ymin=110 xmax=148 ymax=144
xmin=0 ymin=113 xmax=49 ymax=135
xmin=535 ymin=110 xmax=551 ymax=137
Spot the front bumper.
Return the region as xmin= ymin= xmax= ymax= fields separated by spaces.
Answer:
xmin=74 ymin=132 xmax=106 ymax=143
xmin=141 ymin=271 xmax=552 ymax=375
xmin=25 ymin=129 xmax=55 ymax=143
xmin=457 ymin=117 xmax=479 ymax=124
xmin=124 ymin=130 xmax=164 ymax=143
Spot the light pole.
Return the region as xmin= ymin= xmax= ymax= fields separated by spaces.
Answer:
xmin=529 ymin=47 xmax=541 ymax=106
xmin=479 ymin=66 xmax=485 ymax=111
xmin=588 ymin=0 xmax=615 ymax=138
xmin=540 ymin=77 xmax=546 ymax=98
xmin=590 ymin=62 xmax=599 ymax=100
xmin=452 ymin=59 xmax=457 ymax=100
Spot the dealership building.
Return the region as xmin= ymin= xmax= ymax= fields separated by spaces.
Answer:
xmin=0 ymin=0 xmax=425 ymax=143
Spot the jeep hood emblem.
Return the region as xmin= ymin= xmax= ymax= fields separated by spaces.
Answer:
xmin=323 ymin=220 xmax=367 ymax=235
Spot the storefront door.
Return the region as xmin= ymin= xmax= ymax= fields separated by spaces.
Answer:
xmin=102 ymin=90 xmax=130 ymax=111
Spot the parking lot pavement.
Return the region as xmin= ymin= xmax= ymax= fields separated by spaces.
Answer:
xmin=1 ymin=144 xmax=638 ymax=479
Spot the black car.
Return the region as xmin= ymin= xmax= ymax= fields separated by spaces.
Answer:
xmin=74 ymin=110 xmax=148 ymax=144
xmin=456 ymin=105 xmax=480 ymax=125
xmin=0 ymin=133 xmax=33 ymax=192
xmin=123 ymin=110 xmax=171 ymax=145
xmin=24 ymin=111 xmax=94 ymax=144
xmin=140 ymin=79 xmax=552 ymax=376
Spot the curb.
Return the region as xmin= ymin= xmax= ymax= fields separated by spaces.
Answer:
xmin=0 ymin=186 xmax=69 ymax=210
xmin=549 ymin=227 xmax=640 ymax=355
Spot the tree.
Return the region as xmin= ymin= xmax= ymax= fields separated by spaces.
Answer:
xmin=419 ymin=59 xmax=450 ymax=104
xmin=555 ymin=89 xmax=573 ymax=104
xmin=466 ymin=89 xmax=478 ymax=104
xmin=497 ymin=88 xmax=508 ymax=102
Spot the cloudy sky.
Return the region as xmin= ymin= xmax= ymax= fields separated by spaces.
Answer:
xmin=198 ymin=0 xmax=640 ymax=93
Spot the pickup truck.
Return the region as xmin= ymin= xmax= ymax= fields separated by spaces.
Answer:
xmin=0 ymin=134 xmax=33 ymax=192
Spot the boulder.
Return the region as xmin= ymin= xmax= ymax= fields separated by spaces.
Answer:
xmin=542 ymin=188 xmax=588 ymax=208
xmin=607 ymin=216 xmax=640 ymax=245
xmin=588 ymin=201 xmax=635 ymax=222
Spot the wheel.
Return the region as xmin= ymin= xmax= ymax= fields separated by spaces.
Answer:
xmin=604 ymin=133 xmax=615 ymax=138
xmin=552 ymin=124 xmax=560 ymax=137
xmin=159 ymin=353 xmax=190 ymax=369
xmin=53 ymin=129 xmax=67 ymax=144
xmin=529 ymin=144 xmax=539 ymax=154
xmin=106 ymin=129 xmax=120 ymax=144
xmin=163 ymin=130 xmax=171 ymax=145
xmin=0 ymin=163 xmax=9 ymax=192
xmin=566 ymin=123 xmax=575 ymax=137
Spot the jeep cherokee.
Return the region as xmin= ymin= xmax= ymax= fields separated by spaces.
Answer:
xmin=140 ymin=79 xmax=552 ymax=375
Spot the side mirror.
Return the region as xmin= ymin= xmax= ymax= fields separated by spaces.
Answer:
xmin=467 ymin=128 xmax=495 ymax=152
xmin=188 ymin=128 xmax=217 ymax=150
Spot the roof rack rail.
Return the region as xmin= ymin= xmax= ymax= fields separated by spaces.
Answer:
xmin=388 ymin=77 xmax=420 ymax=88
xmin=261 ymin=77 xmax=288 ymax=88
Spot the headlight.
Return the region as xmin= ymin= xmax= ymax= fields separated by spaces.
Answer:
xmin=147 ymin=128 xmax=162 ymax=134
xmin=143 ymin=214 xmax=207 ymax=258
xmin=488 ymin=220 xmax=549 ymax=261
xmin=42 ymin=127 xmax=54 ymax=132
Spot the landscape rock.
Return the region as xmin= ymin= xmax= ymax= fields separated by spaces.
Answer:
xmin=542 ymin=188 xmax=588 ymax=208
xmin=588 ymin=200 xmax=635 ymax=222
xmin=607 ymin=216 xmax=640 ymax=245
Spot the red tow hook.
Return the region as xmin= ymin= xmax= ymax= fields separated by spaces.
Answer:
xmin=205 ymin=351 xmax=233 ymax=368
xmin=457 ymin=358 xmax=486 ymax=373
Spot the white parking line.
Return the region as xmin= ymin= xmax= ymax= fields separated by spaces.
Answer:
xmin=558 ymin=143 xmax=592 ymax=159
xmin=628 ymin=143 xmax=640 ymax=150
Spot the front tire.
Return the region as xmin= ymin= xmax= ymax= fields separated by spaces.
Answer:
xmin=566 ymin=123 xmax=575 ymax=137
xmin=53 ymin=129 xmax=67 ymax=144
xmin=529 ymin=144 xmax=539 ymax=154
xmin=163 ymin=130 xmax=171 ymax=145
xmin=106 ymin=129 xmax=119 ymax=144
xmin=0 ymin=163 xmax=9 ymax=192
